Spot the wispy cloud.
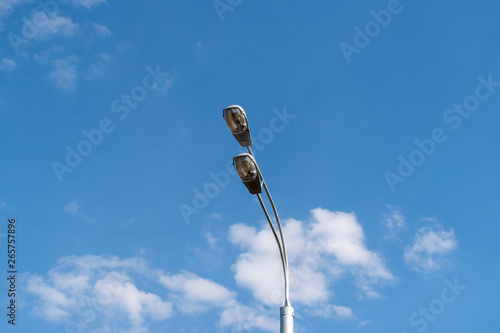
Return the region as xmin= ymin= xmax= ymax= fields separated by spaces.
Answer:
xmin=91 ymin=21 xmax=112 ymax=38
xmin=358 ymin=319 xmax=371 ymax=328
xmin=207 ymin=212 xmax=223 ymax=221
xmin=64 ymin=201 xmax=79 ymax=215
xmin=187 ymin=231 xmax=224 ymax=271
xmin=194 ymin=40 xmax=208 ymax=64
xmin=404 ymin=224 xmax=458 ymax=274
xmin=34 ymin=47 xmax=79 ymax=91
xmin=47 ymin=56 xmax=78 ymax=92
xmin=35 ymin=47 xmax=113 ymax=90
xmin=305 ymin=304 xmax=354 ymax=319
xmin=382 ymin=205 xmax=406 ymax=238
xmin=204 ymin=232 xmax=218 ymax=249
xmin=72 ymin=0 xmax=107 ymax=9
xmin=63 ymin=200 xmax=96 ymax=222
xmin=0 ymin=58 xmax=16 ymax=71
xmin=158 ymin=271 xmax=236 ymax=314
xmin=35 ymin=15 xmax=78 ymax=39
xmin=219 ymin=302 xmax=278 ymax=332
xmin=57 ymin=255 xmax=150 ymax=273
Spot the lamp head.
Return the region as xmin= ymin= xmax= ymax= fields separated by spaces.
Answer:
xmin=233 ymin=153 xmax=262 ymax=194
xmin=223 ymin=105 xmax=252 ymax=147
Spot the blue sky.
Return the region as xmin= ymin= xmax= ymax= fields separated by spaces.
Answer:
xmin=1 ymin=0 xmax=499 ymax=332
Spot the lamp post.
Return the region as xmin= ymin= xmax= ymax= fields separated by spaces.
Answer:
xmin=223 ymin=105 xmax=294 ymax=333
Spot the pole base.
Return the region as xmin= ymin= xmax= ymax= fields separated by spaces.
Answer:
xmin=280 ymin=305 xmax=294 ymax=333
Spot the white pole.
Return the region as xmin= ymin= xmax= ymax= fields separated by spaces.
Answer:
xmin=280 ymin=305 xmax=294 ymax=333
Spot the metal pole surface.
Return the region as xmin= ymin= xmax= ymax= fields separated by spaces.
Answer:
xmin=280 ymin=306 xmax=294 ymax=333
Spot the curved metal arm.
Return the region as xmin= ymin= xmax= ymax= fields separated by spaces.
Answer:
xmin=256 ymin=192 xmax=288 ymax=294
xmin=248 ymin=146 xmax=291 ymax=306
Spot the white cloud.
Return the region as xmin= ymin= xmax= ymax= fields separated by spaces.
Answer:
xmin=95 ymin=275 xmax=173 ymax=329
xmin=404 ymin=225 xmax=458 ymax=273
xmin=72 ymin=0 xmax=107 ymax=9
xmin=229 ymin=222 xmax=288 ymax=304
xmin=47 ymin=56 xmax=78 ymax=92
xmin=219 ymin=302 xmax=278 ymax=332
xmin=229 ymin=208 xmax=394 ymax=306
xmin=26 ymin=254 xmax=277 ymax=332
xmin=421 ymin=216 xmax=438 ymax=223
xmin=332 ymin=304 xmax=354 ymax=318
xmin=26 ymin=206 xmax=399 ymax=332
xmin=50 ymin=272 xmax=89 ymax=292
xmin=207 ymin=212 xmax=223 ymax=221
xmin=159 ymin=271 xmax=236 ymax=314
xmin=205 ymin=232 xmax=218 ymax=249
xmin=64 ymin=201 xmax=79 ymax=215
xmin=159 ymin=271 xmax=235 ymax=304
xmin=36 ymin=15 xmax=78 ymax=39
xmin=0 ymin=58 xmax=16 ymax=71
xmin=57 ymin=255 xmax=150 ymax=274
xmin=306 ymin=304 xmax=354 ymax=319
xmin=26 ymin=275 xmax=75 ymax=322
xmin=25 ymin=255 xmax=172 ymax=333
xmin=382 ymin=205 xmax=405 ymax=237
xmin=0 ymin=2 xmax=75 ymax=36
xmin=63 ymin=200 xmax=97 ymax=222
xmin=158 ymin=269 xmax=279 ymax=331
xmin=91 ymin=22 xmax=112 ymax=38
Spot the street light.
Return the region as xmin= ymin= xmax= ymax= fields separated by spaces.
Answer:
xmin=223 ymin=105 xmax=294 ymax=333
xmin=233 ymin=153 xmax=262 ymax=194
xmin=223 ymin=105 xmax=252 ymax=147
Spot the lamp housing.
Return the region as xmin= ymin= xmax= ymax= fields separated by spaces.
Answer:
xmin=223 ymin=105 xmax=253 ymax=147
xmin=233 ymin=153 xmax=262 ymax=194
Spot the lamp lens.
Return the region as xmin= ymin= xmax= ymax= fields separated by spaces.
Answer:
xmin=225 ymin=108 xmax=248 ymax=134
xmin=234 ymin=156 xmax=258 ymax=181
